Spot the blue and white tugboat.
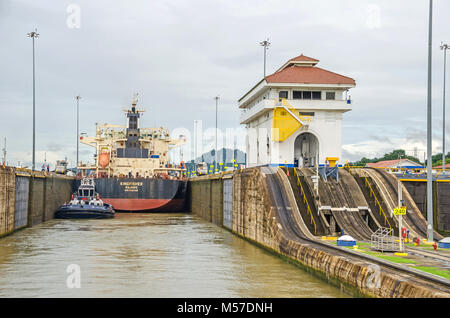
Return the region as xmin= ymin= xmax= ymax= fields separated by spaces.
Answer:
xmin=55 ymin=178 xmax=115 ymax=219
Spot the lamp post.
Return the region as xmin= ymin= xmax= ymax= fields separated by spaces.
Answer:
xmin=426 ymin=0 xmax=434 ymax=242
xmin=76 ymin=96 xmax=81 ymax=173
xmin=27 ymin=29 xmax=39 ymax=171
xmin=214 ymin=96 xmax=219 ymax=173
xmin=441 ymin=42 xmax=449 ymax=174
xmin=259 ymin=39 xmax=270 ymax=78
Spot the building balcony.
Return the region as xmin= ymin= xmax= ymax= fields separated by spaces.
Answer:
xmin=239 ymin=98 xmax=352 ymax=124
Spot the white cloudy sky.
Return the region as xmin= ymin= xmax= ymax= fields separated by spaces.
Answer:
xmin=0 ymin=0 xmax=449 ymax=168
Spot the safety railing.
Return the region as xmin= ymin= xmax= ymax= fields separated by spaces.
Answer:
xmin=292 ymin=168 xmax=317 ymax=235
xmin=275 ymin=98 xmax=312 ymax=123
xmin=359 ymin=169 xmax=392 ymax=231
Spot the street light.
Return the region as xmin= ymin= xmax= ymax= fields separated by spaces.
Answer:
xmin=259 ymin=38 xmax=270 ymax=77
xmin=440 ymin=42 xmax=449 ymax=174
xmin=426 ymin=0 xmax=433 ymax=242
xmin=27 ymin=28 xmax=39 ymax=170
xmin=214 ymin=96 xmax=220 ymax=173
xmin=75 ymin=95 xmax=81 ymax=172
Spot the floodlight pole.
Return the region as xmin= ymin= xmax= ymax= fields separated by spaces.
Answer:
xmin=260 ymin=39 xmax=271 ymax=77
xmin=76 ymin=96 xmax=81 ymax=173
xmin=398 ymin=179 xmax=403 ymax=252
xmin=426 ymin=0 xmax=434 ymax=242
xmin=214 ymin=96 xmax=219 ymax=173
xmin=27 ymin=29 xmax=39 ymax=171
xmin=441 ymin=42 xmax=449 ymax=174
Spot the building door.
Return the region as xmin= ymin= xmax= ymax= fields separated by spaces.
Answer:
xmin=294 ymin=132 xmax=319 ymax=168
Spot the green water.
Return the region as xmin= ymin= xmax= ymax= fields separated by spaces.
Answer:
xmin=0 ymin=213 xmax=348 ymax=297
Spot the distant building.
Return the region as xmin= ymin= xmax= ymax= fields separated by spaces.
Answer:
xmin=433 ymin=163 xmax=450 ymax=169
xmin=366 ymin=159 xmax=422 ymax=169
xmin=238 ymin=53 xmax=355 ymax=167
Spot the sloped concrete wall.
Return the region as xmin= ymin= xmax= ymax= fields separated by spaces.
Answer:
xmin=188 ymin=169 xmax=449 ymax=298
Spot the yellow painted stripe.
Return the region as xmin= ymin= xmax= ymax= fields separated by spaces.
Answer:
xmin=400 ymin=179 xmax=450 ymax=182
xmin=15 ymin=173 xmax=30 ymax=177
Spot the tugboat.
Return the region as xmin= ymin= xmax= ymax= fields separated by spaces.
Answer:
xmin=55 ymin=178 xmax=115 ymax=219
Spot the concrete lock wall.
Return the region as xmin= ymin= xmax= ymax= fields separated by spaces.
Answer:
xmin=189 ymin=176 xmax=224 ymax=226
xmin=403 ymin=181 xmax=450 ymax=233
xmin=14 ymin=176 xmax=29 ymax=230
xmin=436 ymin=183 xmax=450 ymax=232
xmin=0 ymin=167 xmax=16 ymax=237
xmin=44 ymin=175 xmax=73 ymax=221
xmin=28 ymin=175 xmax=46 ymax=226
xmin=0 ymin=167 xmax=74 ymax=237
xmin=188 ymin=169 xmax=449 ymax=298
xmin=223 ymin=178 xmax=233 ymax=230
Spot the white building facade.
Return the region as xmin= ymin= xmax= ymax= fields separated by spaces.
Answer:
xmin=238 ymin=54 xmax=356 ymax=168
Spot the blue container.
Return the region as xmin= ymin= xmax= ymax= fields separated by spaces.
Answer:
xmin=438 ymin=238 xmax=450 ymax=249
xmin=337 ymin=235 xmax=356 ymax=247
xmin=438 ymin=242 xmax=450 ymax=249
xmin=337 ymin=240 xmax=356 ymax=247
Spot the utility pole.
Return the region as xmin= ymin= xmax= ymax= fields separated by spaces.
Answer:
xmin=27 ymin=29 xmax=39 ymax=170
xmin=1 ymin=137 xmax=6 ymax=165
xmin=194 ymin=120 xmax=198 ymax=164
xmin=398 ymin=179 xmax=404 ymax=252
xmin=426 ymin=0 xmax=434 ymax=242
xmin=441 ymin=42 xmax=449 ymax=174
xmin=214 ymin=96 xmax=220 ymax=173
xmin=76 ymin=95 xmax=81 ymax=173
xmin=259 ymin=39 xmax=270 ymax=77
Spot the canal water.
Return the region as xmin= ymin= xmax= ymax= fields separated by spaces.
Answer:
xmin=0 ymin=213 xmax=348 ymax=297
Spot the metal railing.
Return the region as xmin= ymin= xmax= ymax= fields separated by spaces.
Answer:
xmin=371 ymin=227 xmax=397 ymax=252
xmin=292 ymin=168 xmax=317 ymax=235
xmin=359 ymin=169 xmax=392 ymax=231
xmin=275 ymin=98 xmax=312 ymax=123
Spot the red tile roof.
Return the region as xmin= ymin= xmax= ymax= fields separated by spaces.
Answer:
xmin=289 ymin=54 xmax=319 ymax=63
xmin=434 ymin=163 xmax=450 ymax=169
xmin=366 ymin=159 xmax=402 ymax=168
xmin=366 ymin=159 xmax=421 ymax=168
xmin=265 ymin=65 xmax=355 ymax=85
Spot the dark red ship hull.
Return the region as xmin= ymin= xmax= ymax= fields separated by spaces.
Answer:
xmin=74 ymin=178 xmax=187 ymax=212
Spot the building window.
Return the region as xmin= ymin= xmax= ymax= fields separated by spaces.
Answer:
xmin=279 ymin=91 xmax=288 ymax=99
xmin=326 ymin=92 xmax=336 ymax=100
xmin=302 ymin=91 xmax=311 ymax=99
xmin=312 ymin=91 xmax=321 ymax=100
xmin=293 ymin=91 xmax=302 ymax=99
xmin=299 ymin=112 xmax=315 ymax=116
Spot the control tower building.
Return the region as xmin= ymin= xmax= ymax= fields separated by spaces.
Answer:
xmin=238 ymin=53 xmax=356 ymax=168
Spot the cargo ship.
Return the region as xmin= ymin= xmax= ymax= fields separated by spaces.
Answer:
xmin=77 ymin=95 xmax=187 ymax=212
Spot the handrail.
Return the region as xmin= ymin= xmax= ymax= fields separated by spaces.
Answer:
xmin=275 ymin=98 xmax=312 ymax=123
xmin=293 ymin=168 xmax=317 ymax=235
xmin=359 ymin=169 xmax=392 ymax=231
